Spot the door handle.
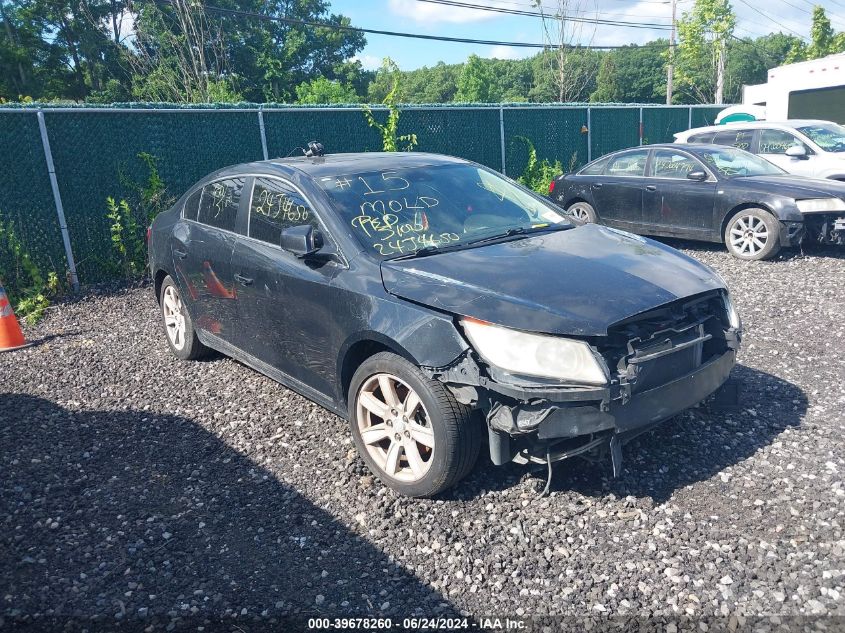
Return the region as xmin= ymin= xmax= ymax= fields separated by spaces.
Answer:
xmin=645 ymin=185 xmax=657 ymax=192
xmin=173 ymin=249 xmax=188 ymax=260
xmin=234 ymin=273 xmax=253 ymax=286
xmin=591 ymin=183 xmax=603 ymax=189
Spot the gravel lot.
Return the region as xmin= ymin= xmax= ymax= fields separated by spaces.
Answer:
xmin=2 ymin=241 xmax=844 ymax=630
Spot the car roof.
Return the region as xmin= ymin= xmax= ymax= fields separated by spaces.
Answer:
xmin=220 ymin=151 xmax=470 ymax=180
xmin=679 ymin=120 xmax=831 ymax=134
xmin=607 ymin=142 xmax=727 ymax=152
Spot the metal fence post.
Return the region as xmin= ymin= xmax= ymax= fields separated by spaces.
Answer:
xmin=36 ymin=110 xmax=79 ymax=292
xmin=586 ymin=107 xmax=592 ymax=163
xmin=258 ymin=106 xmax=269 ymax=160
xmin=688 ymin=106 xmax=693 ymax=130
xmin=499 ymin=105 xmax=506 ymax=175
xmin=639 ymin=107 xmax=644 ymax=146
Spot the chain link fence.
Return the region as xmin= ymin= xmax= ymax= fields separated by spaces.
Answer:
xmin=0 ymin=103 xmax=724 ymax=285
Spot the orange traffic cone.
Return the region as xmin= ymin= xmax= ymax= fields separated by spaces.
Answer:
xmin=0 ymin=283 xmax=28 ymax=352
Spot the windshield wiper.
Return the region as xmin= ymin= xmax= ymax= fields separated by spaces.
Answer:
xmin=464 ymin=223 xmax=571 ymax=247
xmin=389 ymin=224 xmax=571 ymax=261
xmin=388 ymin=244 xmax=460 ymax=261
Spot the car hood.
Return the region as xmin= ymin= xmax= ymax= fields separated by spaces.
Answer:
xmin=380 ymin=224 xmax=725 ymax=337
xmin=737 ymin=174 xmax=845 ymax=199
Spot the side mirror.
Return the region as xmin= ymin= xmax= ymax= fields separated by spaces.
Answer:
xmin=786 ymin=145 xmax=807 ymax=159
xmin=687 ymin=170 xmax=708 ymax=181
xmin=280 ymin=225 xmax=323 ymax=258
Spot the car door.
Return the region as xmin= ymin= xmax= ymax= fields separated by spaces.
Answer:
xmin=589 ymin=149 xmax=649 ymax=228
xmin=642 ymin=149 xmax=717 ymax=236
xmin=171 ymin=177 xmax=244 ymax=342
xmin=230 ymin=176 xmax=344 ymax=397
xmin=757 ymin=128 xmax=817 ymax=177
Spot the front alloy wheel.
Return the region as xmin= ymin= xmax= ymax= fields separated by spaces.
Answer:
xmin=356 ymin=373 xmax=435 ymax=482
xmin=725 ymin=209 xmax=781 ymax=260
xmin=348 ymin=352 xmax=481 ymax=497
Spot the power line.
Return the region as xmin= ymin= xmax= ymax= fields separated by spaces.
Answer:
xmin=414 ymin=0 xmax=674 ymax=30
xmin=166 ymin=0 xmax=676 ymax=49
xmin=735 ymin=0 xmax=809 ymax=40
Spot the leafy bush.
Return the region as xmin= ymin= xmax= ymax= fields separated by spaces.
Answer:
xmin=0 ymin=217 xmax=63 ymax=324
xmin=514 ymin=136 xmax=563 ymax=194
xmin=106 ymin=152 xmax=171 ymax=278
xmin=362 ymin=58 xmax=417 ymax=152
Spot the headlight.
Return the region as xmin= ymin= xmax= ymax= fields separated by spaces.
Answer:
xmin=795 ymin=198 xmax=845 ymax=213
xmin=460 ymin=318 xmax=608 ymax=385
xmin=723 ymin=292 xmax=741 ymax=330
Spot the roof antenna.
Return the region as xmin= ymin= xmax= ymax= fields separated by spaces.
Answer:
xmin=304 ymin=141 xmax=324 ymax=157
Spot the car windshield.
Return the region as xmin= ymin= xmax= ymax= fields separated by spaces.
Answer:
xmin=797 ymin=122 xmax=845 ymax=153
xmin=316 ymin=163 xmax=570 ymax=259
xmin=695 ymin=146 xmax=786 ymax=177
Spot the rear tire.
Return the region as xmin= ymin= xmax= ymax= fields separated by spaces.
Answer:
xmin=159 ymin=275 xmax=210 ymax=361
xmin=565 ymin=201 xmax=597 ymax=223
xmin=724 ymin=208 xmax=781 ymax=261
xmin=348 ymin=352 xmax=481 ymax=497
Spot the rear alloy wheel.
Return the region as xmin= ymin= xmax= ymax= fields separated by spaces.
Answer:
xmin=160 ymin=275 xmax=209 ymax=360
xmin=565 ymin=201 xmax=597 ymax=223
xmin=348 ymin=352 xmax=480 ymax=497
xmin=724 ymin=209 xmax=781 ymax=261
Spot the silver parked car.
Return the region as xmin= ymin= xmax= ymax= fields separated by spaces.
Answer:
xmin=675 ymin=120 xmax=845 ymax=181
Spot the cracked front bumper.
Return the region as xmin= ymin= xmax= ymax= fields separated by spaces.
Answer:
xmin=482 ymin=348 xmax=736 ymax=465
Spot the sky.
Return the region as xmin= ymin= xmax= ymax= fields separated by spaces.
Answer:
xmin=329 ymin=0 xmax=843 ymax=71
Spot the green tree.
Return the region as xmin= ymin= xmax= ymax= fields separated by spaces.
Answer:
xmin=675 ymin=0 xmax=736 ymax=104
xmin=590 ymin=54 xmax=620 ymax=102
xmin=455 ymin=54 xmax=494 ymax=102
xmin=295 ymin=76 xmax=358 ymax=104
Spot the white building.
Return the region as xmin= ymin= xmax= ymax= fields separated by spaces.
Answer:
xmin=740 ymin=53 xmax=845 ymax=123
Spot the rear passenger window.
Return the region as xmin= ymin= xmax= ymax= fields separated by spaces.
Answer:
xmin=688 ymin=132 xmax=715 ymax=143
xmin=712 ymin=129 xmax=753 ymax=152
xmin=182 ymin=189 xmax=202 ymax=221
xmin=197 ymin=178 xmax=244 ymax=232
xmin=249 ymin=178 xmax=318 ymax=245
xmin=607 ymin=150 xmax=648 ymax=177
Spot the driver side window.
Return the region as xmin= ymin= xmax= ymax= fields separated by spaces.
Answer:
xmin=759 ymin=129 xmax=810 ymax=155
xmin=652 ymin=150 xmax=702 ymax=179
xmin=248 ymin=178 xmax=320 ymax=246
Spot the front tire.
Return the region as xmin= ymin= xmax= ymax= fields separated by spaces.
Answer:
xmin=724 ymin=209 xmax=782 ymax=260
xmin=348 ymin=352 xmax=481 ymax=497
xmin=160 ymin=275 xmax=209 ymax=360
xmin=565 ymin=200 xmax=597 ymax=223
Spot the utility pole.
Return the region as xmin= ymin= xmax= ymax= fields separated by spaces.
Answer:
xmin=666 ymin=0 xmax=676 ymax=104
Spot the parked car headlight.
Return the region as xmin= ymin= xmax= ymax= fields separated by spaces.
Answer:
xmin=723 ymin=292 xmax=741 ymax=330
xmin=460 ymin=318 xmax=608 ymax=385
xmin=795 ymin=198 xmax=845 ymax=213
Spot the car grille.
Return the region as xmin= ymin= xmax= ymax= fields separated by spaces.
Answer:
xmin=597 ymin=291 xmax=729 ymax=396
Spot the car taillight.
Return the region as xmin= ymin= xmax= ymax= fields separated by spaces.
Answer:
xmin=548 ymin=179 xmax=556 ymax=194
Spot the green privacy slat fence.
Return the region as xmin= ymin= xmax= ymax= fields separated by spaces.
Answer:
xmin=590 ymin=108 xmax=641 ymax=162
xmin=504 ymin=107 xmax=589 ymax=177
xmin=0 ymin=113 xmax=66 ymax=277
xmin=0 ymin=104 xmax=729 ymax=284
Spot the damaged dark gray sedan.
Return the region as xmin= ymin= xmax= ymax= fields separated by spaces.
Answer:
xmin=148 ymin=151 xmax=741 ymax=497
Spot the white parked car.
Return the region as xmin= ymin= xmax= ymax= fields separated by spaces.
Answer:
xmin=675 ymin=120 xmax=845 ymax=181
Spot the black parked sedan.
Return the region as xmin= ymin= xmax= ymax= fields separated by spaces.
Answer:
xmin=550 ymin=143 xmax=845 ymax=260
xmin=149 ymin=151 xmax=741 ymax=497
